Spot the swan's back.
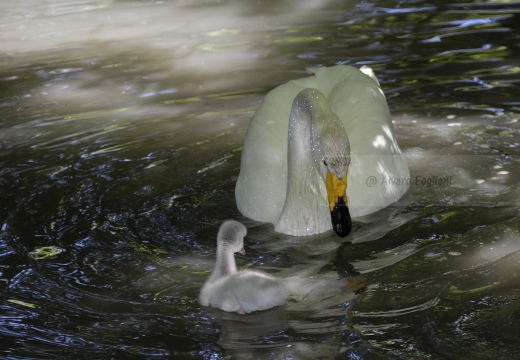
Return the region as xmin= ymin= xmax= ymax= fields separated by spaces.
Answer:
xmin=200 ymin=270 xmax=289 ymax=314
xmin=235 ymin=65 xmax=409 ymax=231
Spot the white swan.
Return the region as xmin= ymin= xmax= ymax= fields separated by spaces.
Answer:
xmin=199 ymin=220 xmax=290 ymax=314
xmin=235 ymin=65 xmax=409 ymax=237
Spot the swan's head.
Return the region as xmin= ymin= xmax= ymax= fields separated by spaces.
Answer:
xmin=217 ymin=220 xmax=247 ymax=255
xmin=323 ymin=155 xmax=352 ymax=238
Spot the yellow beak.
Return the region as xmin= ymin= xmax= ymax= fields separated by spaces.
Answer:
xmin=325 ymin=170 xmax=348 ymax=211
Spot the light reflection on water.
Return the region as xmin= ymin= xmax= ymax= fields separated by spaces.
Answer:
xmin=1 ymin=0 xmax=519 ymax=359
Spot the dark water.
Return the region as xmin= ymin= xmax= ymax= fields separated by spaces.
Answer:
xmin=1 ymin=0 xmax=519 ymax=359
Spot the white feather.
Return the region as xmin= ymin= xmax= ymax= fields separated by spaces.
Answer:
xmin=235 ymin=65 xmax=409 ymax=236
xmin=199 ymin=220 xmax=290 ymax=314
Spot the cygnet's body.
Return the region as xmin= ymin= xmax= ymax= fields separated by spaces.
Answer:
xmin=199 ymin=220 xmax=290 ymax=314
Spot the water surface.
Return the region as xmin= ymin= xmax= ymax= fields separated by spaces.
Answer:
xmin=1 ymin=0 xmax=519 ymax=359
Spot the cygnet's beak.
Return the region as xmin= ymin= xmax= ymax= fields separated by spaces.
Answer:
xmin=238 ymin=248 xmax=246 ymax=255
xmin=325 ymin=171 xmax=352 ymax=237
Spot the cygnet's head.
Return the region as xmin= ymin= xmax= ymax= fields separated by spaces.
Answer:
xmin=217 ymin=220 xmax=247 ymax=255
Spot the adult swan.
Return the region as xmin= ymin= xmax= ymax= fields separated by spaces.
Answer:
xmin=235 ymin=65 xmax=409 ymax=237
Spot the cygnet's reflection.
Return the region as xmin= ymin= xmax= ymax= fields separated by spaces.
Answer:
xmin=204 ymin=270 xmax=367 ymax=359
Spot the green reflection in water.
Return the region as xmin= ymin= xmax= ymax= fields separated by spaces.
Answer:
xmin=28 ymin=245 xmax=65 ymax=260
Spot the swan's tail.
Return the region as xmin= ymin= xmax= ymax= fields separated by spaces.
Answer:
xmin=281 ymin=266 xmax=367 ymax=308
xmin=282 ymin=267 xmax=338 ymax=300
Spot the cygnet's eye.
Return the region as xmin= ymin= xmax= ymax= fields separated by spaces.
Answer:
xmin=323 ymin=160 xmax=328 ymax=166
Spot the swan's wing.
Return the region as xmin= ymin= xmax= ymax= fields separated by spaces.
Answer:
xmin=227 ymin=271 xmax=290 ymax=313
xmin=311 ymin=66 xmax=410 ymax=216
xmin=200 ymin=271 xmax=289 ymax=314
xmin=236 ymin=83 xmax=300 ymax=225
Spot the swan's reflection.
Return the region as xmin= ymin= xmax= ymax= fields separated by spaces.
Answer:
xmin=205 ymin=306 xmax=287 ymax=346
xmin=206 ymin=306 xmax=354 ymax=359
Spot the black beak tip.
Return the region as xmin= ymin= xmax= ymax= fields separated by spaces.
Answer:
xmin=331 ymin=202 xmax=352 ymax=237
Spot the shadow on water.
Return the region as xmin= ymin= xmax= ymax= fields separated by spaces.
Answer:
xmin=1 ymin=0 xmax=520 ymax=359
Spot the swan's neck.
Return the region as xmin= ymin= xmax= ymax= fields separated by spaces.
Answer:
xmin=275 ymin=89 xmax=333 ymax=235
xmin=209 ymin=244 xmax=237 ymax=282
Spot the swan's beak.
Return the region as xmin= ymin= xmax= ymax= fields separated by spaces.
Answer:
xmin=325 ymin=171 xmax=352 ymax=237
xmin=238 ymin=248 xmax=246 ymax=255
